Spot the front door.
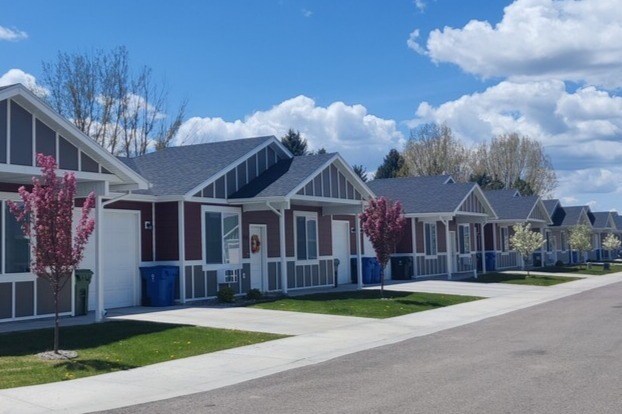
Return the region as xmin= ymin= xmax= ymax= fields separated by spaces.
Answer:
xmin=332 ymin=220 xmax=351 ymax=285
xmin=249 ymin=225 xmax=267 ymax=291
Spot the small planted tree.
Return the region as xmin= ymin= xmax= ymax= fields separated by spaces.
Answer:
xmin=568 ymin=224 xmax=592 ymax=268
xmin=509 ymin=223 xmax=545 ymax=276
xmin=359 ymin=197 xmax=406 ymax=297
xmin=602 ymin=233 xmax=621 ymax=260
xmin=9 ymin=154 xmax=95 ymax=356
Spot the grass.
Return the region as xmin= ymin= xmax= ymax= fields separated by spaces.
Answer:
xmin=463 ymin=272 xmax=581 ymax=286
xmin=533 ymin=264 xmax=621 ymax=276
xmin=250 ymin=290 xmax=481 ymax=319
xmin=0 ymin=320 xmax=284 ymax=389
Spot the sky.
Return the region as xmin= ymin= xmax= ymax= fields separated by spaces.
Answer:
xmin=1 ymin=0 xmax=621 ymax=212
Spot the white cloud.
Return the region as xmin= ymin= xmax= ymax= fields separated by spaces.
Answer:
xmin=417 ymin=0 xmax=622 ymax=88
xmin=406 ymin=29 xmax=426 ymax=55
xmin=414 ymin=0 xmax=426 ymax=12
xmin=301 ymin=8 xmax=313 ymax=18
xmin=176 ymin=95 xmax=404 ymax=169
xmin=0 ymin=69 xmax=48 ymax=97
xmin=0 ymin=25 xmax=27 ymax=41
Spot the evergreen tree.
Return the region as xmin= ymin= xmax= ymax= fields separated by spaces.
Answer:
xmin=315 ymin=147 xmax=327 ymax=155
xmin=375 ymin=149 xmax=405 ymax=179
xmin=352 ymin=164 xmax=368 ymax=182
xmin=281 ymin=129 xmax=308 ymax=156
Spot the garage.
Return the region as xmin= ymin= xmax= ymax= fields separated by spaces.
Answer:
xmin=79 ymin=209 xmax=141 ymax=310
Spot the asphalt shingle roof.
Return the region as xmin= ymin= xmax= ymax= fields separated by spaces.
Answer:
xmin=484 ymin=189 xmax=540 ymax=221
xmin=367 ymin=176 xmax=477 ymax=214
xmin=591 ymin=211 xmax=612 ymax=229
xmin=543 ymin=199 xmax=560 ymax=217
xmin=613 ymin=214 xmax=622 ymax=230
xmin=550 ymin=205 xmax=587 ymax=227
xmin=230 ymin=153 xmax=336 ymax=199
xmin=119 ymin=136 xmax=274 ymax=196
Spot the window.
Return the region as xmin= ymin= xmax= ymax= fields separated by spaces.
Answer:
xmin=203 ymin=207 xmax=240 ymax=265
xmin=295 ymin=213 xmax=318 ymax=261
xmin=501 ymin=227 xmax=510 ymax=252
xmin=0 ymin=201 xmax=30 ymax=274
xmin=424 ymin=222 xmax=437 ymax=256
xmin=459 ymin=224 xmax=471 ymax=254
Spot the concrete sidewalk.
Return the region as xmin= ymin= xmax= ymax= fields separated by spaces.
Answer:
xmin=366 ymin=279 xmax=542 ymax=297
xmin=2 ymin=273 xmax=622 ymax=414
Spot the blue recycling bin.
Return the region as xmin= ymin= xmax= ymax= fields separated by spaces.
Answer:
xmin=571 ymin=251 xmax=578 ymax=263
xmin=361 ymin=257 xmax=375 ymax=284
xmin=485 ymin=252 xmax=496 ymax=271
xmin=139 ymin=266 xmax=179 ymax=307
xmin=372 ymin=259 xmax=382 ymax=283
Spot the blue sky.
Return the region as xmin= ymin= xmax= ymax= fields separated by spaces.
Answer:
xmin=1 ymin=0 xmax=622 ymax=212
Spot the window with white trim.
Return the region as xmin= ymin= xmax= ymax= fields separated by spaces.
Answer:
xmin=0 ymin=201 xmax=31 ymax=274
xmin=424 ymin=222 xmax=437 ymax=256
xmin=458 ymin=224 xmax=471 ymax=254
xmin=295 ymin=212 xmax=318 ymax=261
xmin=203 ymin=207 xmax=241 ymax=265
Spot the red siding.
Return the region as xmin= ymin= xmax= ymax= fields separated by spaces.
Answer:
xmin=395 ymin=218 xmax=413 ymax=254
xmin=184 ymin=202 xmax=202 ymax=261
xmin=155 ymin=202 xmax=178 ymax=261
xmin=318 ymin=214 xmax=332 ymax=256
xmin=105 ymin=200 xmax=154 ymax=262
xmin=333 ymin=215 xmax=357 ymax=255
xmin=415 ymin=219 xmax=424 ymax=253
xmin=437 ymin=221 xmax=447 ymax=253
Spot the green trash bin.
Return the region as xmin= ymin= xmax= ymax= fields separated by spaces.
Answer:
xmin=74 ymin=269 xmax=93 ymax=316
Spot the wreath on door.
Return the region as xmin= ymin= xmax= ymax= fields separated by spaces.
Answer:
xmin=251 ymin=234 xmax=261 ymax=253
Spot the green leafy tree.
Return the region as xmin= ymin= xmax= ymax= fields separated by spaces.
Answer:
xmin=281 ymin=129 xmax=308 ymax=156
xmin=375 ymin=149 xmax=406 ymax=179
xmin=568 ymin=224 xmax=592 ymax=268
xmin=509 ymin=223 xmax=545 ymax=276
xmin=602 ymin=233 xmax=621 ymax=259
xmin=353 ymin=164 xmax=368 ymax=182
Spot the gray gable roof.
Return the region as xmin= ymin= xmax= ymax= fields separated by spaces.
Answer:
xmin=230 ymin=153 xmax=336 ymax=199
xmin=119 ymin=136 xmax=275 ymax=196
xmin=613 ymin=213 xmax=622 ymax=230
xmin=485 ymin=189 xmax=541 ymax=221
xmin=543 ymin=199 xmax=560 ymax=217
xmin=367 ymin=176 xmax=476 ymax=214
xmin=591 ymin=211 xmax=612 ymax=229
xmin=550 ymin=205 xmax=588 ymax=227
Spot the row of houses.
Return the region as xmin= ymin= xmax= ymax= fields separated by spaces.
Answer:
xmin=0 ymin=84 xmax=618 ymax=323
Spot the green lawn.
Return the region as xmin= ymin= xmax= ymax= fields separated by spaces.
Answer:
xmin=0 ymin=320 xmax=284 ymax=389
xmin=464 ymin=272 xmax=581 ymax=286
xmin=534 ymin=264 xmax=621 ymax=276
xmin=251 ymin=290 xmax=481 ymax=319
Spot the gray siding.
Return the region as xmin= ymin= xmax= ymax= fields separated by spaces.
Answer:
xmin=416 ymin=255 xmax=448 ymax=276
xmin=36 ymin=278 xmax=71 ymax=315
xmin=0 ymin=283 xmax=12 ymax=319
xmin=15 ymin=281 xmax=34 ymax=317
xmin=10 ymin=102 xmax=33 ymax=166
xmin=58 ymin=136 xmax=78 ymax=170
xmin=35 ymin=119 xmax=56 ymax=158
xmin=496 ymin=251 xmax=519 ymax=269
xmin=81 ymin=152 xmax=99 ymax=173
xmin=241 ymin=263 xmax=251 ymax=293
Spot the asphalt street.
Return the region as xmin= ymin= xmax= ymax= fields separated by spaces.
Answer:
xmin=102 ymin=281 xmax=622 ymax=414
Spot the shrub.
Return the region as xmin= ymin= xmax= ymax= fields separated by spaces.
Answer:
xmin=555 ymin=260 xmax=564 ymax=267
xmin=246 ymin=288 xmax=262 ymax=301
xmin=218 ymin=286 xmax=236 ymax=303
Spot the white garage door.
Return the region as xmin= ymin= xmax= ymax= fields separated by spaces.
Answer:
xmin=103 ymin=211 xmax=140 ymax=309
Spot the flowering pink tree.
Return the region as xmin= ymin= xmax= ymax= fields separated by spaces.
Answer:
xmin=9 ymin=154 xmax=95 ymax=354
xmin=359 ymin=197 xmax=406 ymax=297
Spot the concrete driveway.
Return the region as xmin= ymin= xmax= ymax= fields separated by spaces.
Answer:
xmin=107 ymin=306 xmax=372 ymax=336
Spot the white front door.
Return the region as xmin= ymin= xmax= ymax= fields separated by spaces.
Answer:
xmin=332 ymin=220 xmax=351 ymax=285
xmin=103 ymin=210 xmax=140 ymax=309
xmin=249 ymin=224 xmax=267 ymax=291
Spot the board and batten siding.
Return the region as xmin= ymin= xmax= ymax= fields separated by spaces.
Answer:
xmin=0 ymin=99 xmax=108 ymax=174
xmin=155 ymin=202 xmax=179 ymax=261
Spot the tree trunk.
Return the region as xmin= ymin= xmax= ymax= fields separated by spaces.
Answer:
xmin=380 ymin=265 xmax=385 ymax=299
xmin=53 ymin=289 xmax=60 ymax=354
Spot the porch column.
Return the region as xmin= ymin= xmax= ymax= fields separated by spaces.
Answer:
xmin=480 ymin=222 xmax=486 ymax=275
xmin=178 ymin=201 xmax=186 ymax=303
xmin=95 ymin=196 xmax=104 ymax=322
xmin=355 ymin=215 xmax=363 ymax=289
xmin=279 ymin=207 xmax=288 ymax=294
xmin=540 ymin=227 xmax=545 ymax=267
xmin=492 ymin=222 xmax=497 ymax=270
xmin=444 ymin=219 xmax=452 ymax=279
